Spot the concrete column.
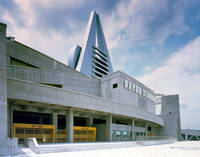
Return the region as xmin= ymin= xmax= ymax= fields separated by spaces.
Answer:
xmin=106 ymin=115 xmax=112 ymax=142
xmin=185 ymin=134 xmax=188 ymax=141
xmin=86 ymin=117 xmax=93 ymax=126
xmin=7 ymin=103 xmax=13 ymax=137
xmin=131 ymin=119 xmax=135 ymax=141
xmin=53 ymin=113 xmax=58 ymax=130
xmin=160 ymin=95 xmax=181 ymax=140
xmin=145 ymin=123 xmax=148 ymax=137
xmin=53 ymin=113 xmax=58 ymax=142
xmin=0 ymin=22 xmax=8 ymax=154
xmin=66 ymin=109 xmax=73 ymax=143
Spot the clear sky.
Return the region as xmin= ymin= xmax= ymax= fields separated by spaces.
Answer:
xmin=1 ymin=0 xmax=200 ymax=130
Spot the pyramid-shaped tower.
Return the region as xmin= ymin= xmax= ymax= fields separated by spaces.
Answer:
xmin=68 ymin=11 xmax=113 ymax=78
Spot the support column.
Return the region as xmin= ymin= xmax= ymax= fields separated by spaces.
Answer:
xmin=185 ymin=134 xmax=188 ymax=141
xmin=0 ymin=22 xmax=8 ymax=155
xmin=53 ymin=113 xmax=58 ymax=130
xmin=131 ymin=119 xmax=135 ymax=141
xmin=106 ymin=115 xmax=112 ymax=142
xmin=53 ymin=112 xmax=58 ymax=142
xmin=86 ymin=117 xmax=93 ymax=126
xmin=8 ymin=103 xmax=13 ymax=138
xmin=145 ymin=123 xmax=148 ymax=140
xmin=66 ymin=109 xmax=73 ymax=143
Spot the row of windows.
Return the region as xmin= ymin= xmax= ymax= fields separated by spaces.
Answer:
xmin=124 ymin=80 xmax=155 ymax=102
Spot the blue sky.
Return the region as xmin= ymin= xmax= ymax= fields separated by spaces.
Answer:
xmin=1 ymin=0 xmax=200 ymax=130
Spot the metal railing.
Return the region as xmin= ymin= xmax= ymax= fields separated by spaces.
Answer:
xmin=135 ymin=136 xmax=175 ymax=141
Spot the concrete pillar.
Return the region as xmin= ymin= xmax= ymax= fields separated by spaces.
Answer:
xmin=7 ymin=103 xmax=13 ymax=138
xmin=185 ymin=134 xmax=188 ymax=141
xmin=106 ymin=115 xmax=112 ymax=142
xmin=145 ymin=123 xmax=148 ymax=137
xmin=53 ymin=113 xmax=58 ymax=130
xmin=86 ymin=117 xmax=93 ymax=126
xmin=53 ymin=113 xmax=58 ymax=142
xmin=0 ymin=22 xmax=8 ymax=155
xmin=160 ymin=95 xmax=181 ymax=140
xmin=131 ymin=119 xmax=135 ymax=141
xmin=66 ymin=109 xmax=73 ymax=143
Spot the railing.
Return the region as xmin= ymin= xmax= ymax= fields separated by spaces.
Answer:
xmin=135 ymin=136 xmax=175 ymax=141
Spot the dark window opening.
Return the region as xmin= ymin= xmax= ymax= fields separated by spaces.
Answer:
xmin=148 ymin=126 xmax=151 ymax=131
xmin=94 ymin=72 xmax=103 ymax=78
xmin=58 ymin=115 xmax=66 ymax=130
xmin=169 ymin=112 xmax=172 ymax=115
xmin=94 ymin=52 xmax=108 ymax=62
xmin=94 ymin=67 xmax=107 ymax=75
xmin=115 ymin=120 xmax=129 ymax=125
xmin=93 ymin=46 xmax=107 ymax=57
xmin=93 ymin=119 xmax=106 ymax=124
xmin=74 ymin=117 xmax=86 ymax=126
xmin=39 ymin=83 xmax=62 ymax=88
xmin=94 ymin=57 xmax=108 ymax=67
xmin=10 ymin=57 xmax=38 ymax=68
xmin=94 ymin=62 xmax=108 ymax=72
xmin=113 ymin=83 xmax=118 ymax=89
xmin=13 ymin=111 xmax=51 ymax=125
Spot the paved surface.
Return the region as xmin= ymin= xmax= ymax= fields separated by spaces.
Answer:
xmin=8 ymin=141 xmax=200 ymax=157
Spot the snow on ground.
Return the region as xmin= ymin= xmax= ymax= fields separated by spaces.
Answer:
xmin=13 ymin=141 xmax=200 ymax=157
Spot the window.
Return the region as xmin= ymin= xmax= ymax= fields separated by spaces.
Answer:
xmin=129 ymin=82 xmax=132 ymax=90
xmin=113 ymin=83 xmax=118 ymax=89
xmin=138 ymin=87 xmax=142 ymax=95
xmin=134 ymin=85 xmax=136 ymax=92
xmin=132 ymin=83 xmax=135 ymax=91
xmin=124 ymin=80 xmax=128 ymax=88
xmin=136 ymin=86 xmax=138 ymax=93
xmin=122 ymin=131 xmax=128 ymax=136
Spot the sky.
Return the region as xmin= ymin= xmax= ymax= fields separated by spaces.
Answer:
xmin=1 ymin=0 xmax=200 ymax=130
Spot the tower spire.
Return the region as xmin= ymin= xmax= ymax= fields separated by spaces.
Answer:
xmin=68 ymin=11 xmax=113 ymax=78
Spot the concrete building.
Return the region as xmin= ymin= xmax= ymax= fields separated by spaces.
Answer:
xmin=0 ymin=11 xmax=181 ymax=156
xmin=67 ymin=11 xmax=113 ymax=78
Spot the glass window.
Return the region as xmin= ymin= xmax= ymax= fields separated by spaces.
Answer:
xmin=116 ymin=130 xmax=121 ymax=136
xmin=122 ymin=131 xmax=128 ymax=136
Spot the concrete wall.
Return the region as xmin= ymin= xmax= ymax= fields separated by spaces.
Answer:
xmin=0 ymin=22 xmax=8 ymax=154
xmin=159 ymin=95 xmax=181 ymax=140
xmin=7 ymin=65 xmax=101 ymax=96
xmin=0 ymin=22 xmax=18 ymax=156
xmin=7 ymin=41 xmax=72 ymax=72
xmin=100 ymin=71 xmax=156 ymax=114
xmin=7 ymin=78 xmax=164 ymax=126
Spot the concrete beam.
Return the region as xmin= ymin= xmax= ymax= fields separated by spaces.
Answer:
xmin=66 ymin=109 xmax=74 ymax=143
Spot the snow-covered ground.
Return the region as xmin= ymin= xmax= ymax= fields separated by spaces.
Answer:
xmin=12 ymin=141 xmax=200 ymax=157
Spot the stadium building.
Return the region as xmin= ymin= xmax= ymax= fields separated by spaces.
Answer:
xmin=0 ymin=11 xmax=181 ymax=155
